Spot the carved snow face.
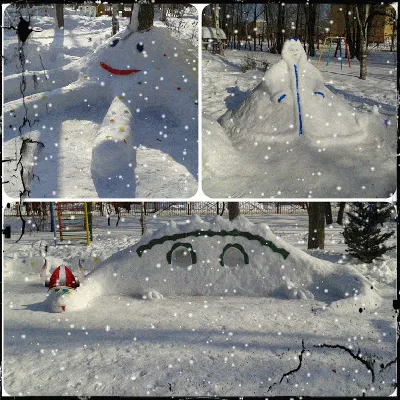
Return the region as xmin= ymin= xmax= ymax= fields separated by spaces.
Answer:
xmin=88 ymin=27 xmax=193 ymax=82
xmin=287 ymin=43 xmax=301 ymax=59
xmin=99 ymin=29 xmax=150 ymax=76
xmin=282 ymin=39 xmax=305 ymax=63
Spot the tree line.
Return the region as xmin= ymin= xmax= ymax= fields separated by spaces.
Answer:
xmin=203 ymin=3 xmax=396 ymax=79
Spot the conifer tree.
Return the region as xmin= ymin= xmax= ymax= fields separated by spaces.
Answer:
xmin=343 ymin=203 xmax=395 ymax=263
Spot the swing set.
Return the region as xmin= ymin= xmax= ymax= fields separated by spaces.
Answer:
xmin=316 ymin=36 xmax=351 ymax=69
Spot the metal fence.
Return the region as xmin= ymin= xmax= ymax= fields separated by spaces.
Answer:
xmin=4 ymin=202 xmax=343 ymax=218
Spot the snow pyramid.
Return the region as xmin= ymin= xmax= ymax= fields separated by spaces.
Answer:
xmin=63 ymin=215 xmax=380 ymax=313
xmin=205 ymin=39 xmax=396 ymax=197
xmin=220 ymin=38 xmax=388 ymax=141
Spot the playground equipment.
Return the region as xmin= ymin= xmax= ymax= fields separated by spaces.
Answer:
xmin=51 ymin=202 xmax=93 ymax=246
xmin=316 ymin=36 xmax=351 ymax=69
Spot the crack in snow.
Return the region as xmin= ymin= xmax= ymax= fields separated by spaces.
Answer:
xmin=380 ymin=357 xmax=397 ymax=372
xmin=314 ymin=343 xmax=376 ymax=383
xmin=268 ymin=339 xmax=306 ymax=392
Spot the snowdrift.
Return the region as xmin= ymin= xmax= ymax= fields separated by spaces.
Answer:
xmin=63 ymin=215 xmax=380 ymax=313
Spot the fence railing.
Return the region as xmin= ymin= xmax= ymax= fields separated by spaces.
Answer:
xmin=4 ymin=202 xmax=344 ymax=218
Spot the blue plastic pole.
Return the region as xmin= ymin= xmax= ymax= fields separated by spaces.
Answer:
xmin=339 ymin=37 xmax=343 ymax=70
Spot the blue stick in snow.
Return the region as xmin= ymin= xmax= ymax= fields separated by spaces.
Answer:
xmin=294 ymin=64 xmax=303 ymax=136
xmin=339 ymin=37 xmax=343 ymax=70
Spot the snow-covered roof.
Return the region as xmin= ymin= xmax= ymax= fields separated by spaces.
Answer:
xmin=202 ymin=27 xmax=227 ymax=40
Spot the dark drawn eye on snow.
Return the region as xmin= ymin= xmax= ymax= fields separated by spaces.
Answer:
xmin=3 ymin=202 xmax=397 ymax=396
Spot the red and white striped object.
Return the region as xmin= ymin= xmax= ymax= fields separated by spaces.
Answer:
xmin=48 ymin=266 xmax=77 ymax=290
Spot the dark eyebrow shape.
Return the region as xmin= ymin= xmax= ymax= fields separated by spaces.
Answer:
xmin=136 ymin=229 xmax=290 ymax=260
xmin=110 ymin=38 xmax=119 ymax=47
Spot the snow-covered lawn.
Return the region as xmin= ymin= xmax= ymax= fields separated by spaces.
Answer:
xmin=202 ymin=45 xmax=397 ymax=198
xmin=3 ymin=7 xmax=198 ymax=198
xmin=3 ymin=211 xmax=396 ymax=396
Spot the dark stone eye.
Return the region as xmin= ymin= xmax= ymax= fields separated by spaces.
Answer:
xmin=137 ymin=43 xmax=144 ymax=52
xmin=110 ymin=39 xmax=119 ymax=47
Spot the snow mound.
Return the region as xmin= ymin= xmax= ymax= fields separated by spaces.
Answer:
xmin=66 ymin=215 xmax=381 ymax=313
xmin=4 ymin=17 xmax=198 ymax=198
xmin=204 ymin=39 xmax=396 ymax=197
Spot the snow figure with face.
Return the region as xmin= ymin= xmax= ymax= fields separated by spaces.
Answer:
xmin=219 ymin=38 xmax=372 ymax=142
xmin=56 ymin=215 xmax=381 ymax=314
xmin=3 ymin=4 xmax=198 ymax=198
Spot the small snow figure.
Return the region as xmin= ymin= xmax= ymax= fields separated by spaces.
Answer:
xmin=46 ymin=265 xmax=79 ymax=290
xmin=44 ymin=265 xmax=80 ymax=312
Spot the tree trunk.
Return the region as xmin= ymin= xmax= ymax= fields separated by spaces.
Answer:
xmin=160 ymin=4 xmax=167 ymax=22
xmin=324 ymin=202 xmax=333 ymax=225
xmin=130 ymin=3 xmax=154 ymax=31
xmin=215 ymin=4 xmax=223 ymax=55
xmin=307 ymin=203 xmax=325 ymax=249
xmin=140 ymin=202 xmax=146 ymax=235
xmin=276 ymin=3 xmax=285 ymax=54
xmin=228 ymin=202 xmax=240 ymax=221
xmin=55 ymin=4 xmax=64 ymax=29
xmin=355 ymin=4 xmax=370 ymax=80
xmin=344 ymin=5 xmax=356 ymax=58
xmin=112 ymin=4 xmax=119 ymax=35
xmin=295 ymin=4 xmax=300 ymax=37
xmin=359 ymin=29 xmax=368 ymax=79
xmin=337 ymin=202 xmax=346 ymax=225
xmin=264 ymin=4 xmax=270 ymax=48
xmin=138 ymin=4 xmax=154 ymax=31
xmin=253 ymin=4 xmax=257 ymax=51
xmin=307 ymin=4 xmax=317 ymax=56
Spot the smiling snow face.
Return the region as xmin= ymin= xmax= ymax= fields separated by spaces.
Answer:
xmin=84 ymin=26 xmax=196 ymax=92
xmin=81 ymin=25 xmax=197 ymax=117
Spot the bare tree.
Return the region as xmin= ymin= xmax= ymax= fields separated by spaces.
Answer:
xmin=137 ymin=3 xmax=154 ymax=31
xmin=55 ymin=4 xmax=64 ymax=29
xmin=160 ymin=4 xmax=167 ymax=22
xmin=140 ymin=202 xmax=147 ymax=235
xmin=324 ymin=202 xmax=333 ymax=225
xmin=112 ymin=3 xmax=119 ymax=35
xmin=337 ymin=202 xmax=346 ymax=225
xmin=303 ymin=3 xmax=318 ymax=56
xmin=276 ymin=3 xmax=285 ymax=53
xmin=355 ymin=4 xmax=370 ymax=80
xmin=307 ymin=203 xmax=325 ymax=249
xmin=228 ymin=202 xmax=240 ymax=221
xmin=355 ymin=4 xmax=395 ymax=79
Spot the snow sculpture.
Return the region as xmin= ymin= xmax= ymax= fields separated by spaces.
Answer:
xmin=43 ymin=264 xmax=80 ymax=312
xmin=61 ymin=215 xmax=380 ymax=314
xmin=220 ymin=38 xmax=369 ymax=141
xmin=3 ymin=6 xmax=198 ymax=197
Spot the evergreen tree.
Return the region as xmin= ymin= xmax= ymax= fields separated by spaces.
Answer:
xmin=343 ymin=203 xmax=395 ymax=263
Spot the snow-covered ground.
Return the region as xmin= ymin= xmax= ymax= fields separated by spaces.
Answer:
xmin=3 ymin=6 xmax=198 ymax=198
xmin=3 ymin=209 xmax=397 ymax=396
xmin=202 ymin=45 xmax=397 ymax=198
